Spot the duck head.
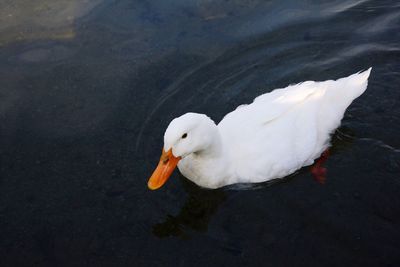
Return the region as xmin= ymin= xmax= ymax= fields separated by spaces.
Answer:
xmin=148 ymin=113 xmax=219 ymax=190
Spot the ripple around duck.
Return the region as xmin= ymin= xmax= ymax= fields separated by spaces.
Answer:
xmin=358 ymin=138 xmax=400 ymax=154
xmin=324 ymin=0 xmax=370 ymax=14
xmin=357 ymin=10 xmax=400 ymax=34
xmin=311 ymin=43 xmax=400 ymax=68
xmin=135 ymin=11 xmax=397 ymax=160
xmin=134 ymin=28 xmax=320 ymax=150
xmin=134 ymin=56 xmax=221 ymax=153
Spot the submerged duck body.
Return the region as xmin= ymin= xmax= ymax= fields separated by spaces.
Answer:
xmin=148 ymin=68 xmax=372 ymax=189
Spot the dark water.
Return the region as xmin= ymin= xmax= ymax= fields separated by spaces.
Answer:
xmin=1 ymin=0 xmax=400 ymax=266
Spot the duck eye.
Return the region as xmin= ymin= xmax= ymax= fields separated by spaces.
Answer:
xmin=181 ymin=133 xmax=187 ymax=139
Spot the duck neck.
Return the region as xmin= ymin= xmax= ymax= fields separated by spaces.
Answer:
xmin=197 ymin=127 xmax=224 ymax=158
xmin=192 ymin=129 xmax=231 ymax=188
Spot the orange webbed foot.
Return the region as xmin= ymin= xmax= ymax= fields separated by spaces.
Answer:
xmin=310 ymin=149 xmax=330 ymax=184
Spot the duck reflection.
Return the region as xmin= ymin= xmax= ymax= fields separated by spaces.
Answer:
xmin=152 ymin=175 xmax=226 ymax=238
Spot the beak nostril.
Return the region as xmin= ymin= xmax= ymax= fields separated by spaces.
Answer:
xmin=163 ymin=158 xmax=169 ymax=164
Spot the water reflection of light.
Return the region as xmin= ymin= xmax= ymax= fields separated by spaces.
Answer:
xmin=0 ymin=0 xmax=103 ymax=45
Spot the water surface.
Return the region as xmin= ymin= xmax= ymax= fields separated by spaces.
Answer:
xmin=1 ymin=0 xmax=400 ymax=266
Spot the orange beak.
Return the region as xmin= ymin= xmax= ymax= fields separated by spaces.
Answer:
xmin=148 ymin=148 xmax=181 ymax=190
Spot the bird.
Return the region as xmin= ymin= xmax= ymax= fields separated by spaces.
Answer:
xmin=148 ymin=68 xmax=372 ymax=190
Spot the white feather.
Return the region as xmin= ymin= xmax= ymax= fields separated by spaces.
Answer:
xmin=164 ymin=68 xmax=372 ymax=188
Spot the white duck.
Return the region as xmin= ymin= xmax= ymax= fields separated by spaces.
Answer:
xmin=148 ymin=68 xmax=372 ymax=189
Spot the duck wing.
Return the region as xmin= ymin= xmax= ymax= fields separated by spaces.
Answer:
xmin=217 ymin=68 xmax=371 ymax=182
